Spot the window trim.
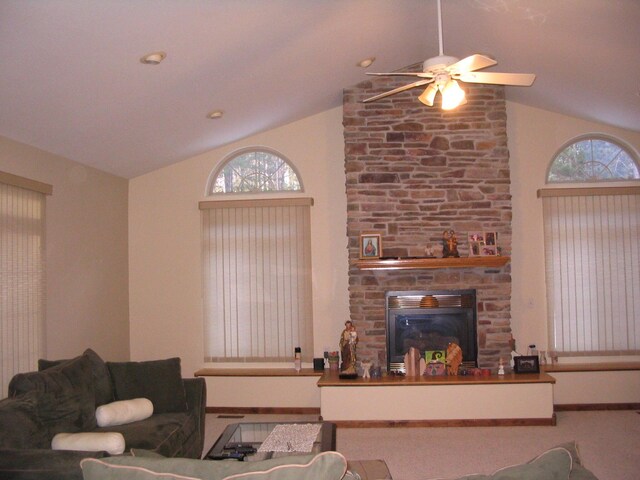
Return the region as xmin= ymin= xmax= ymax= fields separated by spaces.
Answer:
xmin=545 ymin=133 xmax=640 ymax=184
xmin=205 ymin=146 xmax=304 ymax=196
xmin=0 ymin=170 xmax=52 ymax=195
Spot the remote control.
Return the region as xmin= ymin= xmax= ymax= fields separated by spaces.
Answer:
xmin=208 ymin=452 xmax=245 ymax=461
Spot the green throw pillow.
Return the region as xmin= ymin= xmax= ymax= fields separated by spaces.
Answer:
xmin=81 ymin=451 xmax=349 ymax=480
xmin=9 ymin=354 xmax=97 ymax=434
xmin=38 ymin=348 xmax=114 ymax=407
xmin=106 ymin=357 xmax=187 ymax=413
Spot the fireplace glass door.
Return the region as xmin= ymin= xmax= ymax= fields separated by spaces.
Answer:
xmin=386 ymin=290 xmax=477 ymax=373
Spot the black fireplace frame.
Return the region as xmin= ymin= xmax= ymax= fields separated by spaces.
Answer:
xmin=386 ymin=289 xmax=478 ymax=373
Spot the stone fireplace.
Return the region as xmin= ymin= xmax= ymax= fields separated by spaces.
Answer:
xmin=344 ymin=66 xmax=513 ymax=371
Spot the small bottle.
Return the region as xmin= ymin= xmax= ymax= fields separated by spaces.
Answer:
xmin=527 ymin=344 xmax=537 ymax=356
xmin=294 ymin=347 xmax=301 ymax=372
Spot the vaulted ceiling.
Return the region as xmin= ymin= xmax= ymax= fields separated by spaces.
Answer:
xmin=1 ymin=0 xmax=638 ymax=178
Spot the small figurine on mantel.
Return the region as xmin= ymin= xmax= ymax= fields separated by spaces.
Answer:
xmin=446 ymin=342 xmax=463 ymax=375
xmin=442 ymin=229 xmax=460 ymax=258
xmin=339 ymin=320 xmax=358 ymax=375
xmin=361 ymin=360 xmax=372 ymax=379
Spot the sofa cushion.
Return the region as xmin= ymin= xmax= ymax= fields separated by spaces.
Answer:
xmin=93 ymin=412 xmax=197 ymax=458
xmin=0 ymin=391 xmax=49 ymax=449
xmin=429 ymin=444 xmax=598 ymax=480
xmin=9 ymin=354 xmax=97 ymax=434
xmin=52 ymin=432 xmax=126 ymax=455
xmin=80 ymin=451 xmax=349 ymax=480
xmin=106 ymin=358 xmax=187 ymax=413
xmin=96 ymin=398 xmax=154 ymax=427
xmin=39 ymin=348 xmax=114 ymax=407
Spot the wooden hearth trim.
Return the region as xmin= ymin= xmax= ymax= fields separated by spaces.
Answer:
xmin=206 ymin=407 xmax=321 ymax=415
xmin=329 ymin=416 xmax=556 ymax=428
xmin=317 ymin=372 xmax=556 ymax=387
xmin=554 ymin=403 xmax=640 ymax=411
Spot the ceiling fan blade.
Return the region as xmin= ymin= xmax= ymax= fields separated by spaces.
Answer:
xmin=366 ymin=72 xmax=434 ymax=79
xmin=456 ymin=71 xmax=536 ymax=86
xmin=363 ymin=79 xmax=433 ymax=103
xmin=446 ymin=54 xmax=497 ymax=74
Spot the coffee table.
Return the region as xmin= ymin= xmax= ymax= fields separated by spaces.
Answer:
xmin=205 ymin=421 xmax=336 ymax=462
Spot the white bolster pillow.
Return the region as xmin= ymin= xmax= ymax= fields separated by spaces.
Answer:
xmin=52 ymin=432 xmax=126 ymax=455
xmin=96 ymin=398 xmax=154 ymax=427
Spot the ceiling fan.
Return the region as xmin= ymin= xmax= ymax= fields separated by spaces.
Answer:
xmin=363 ymin=0 xmax=536 ymax=110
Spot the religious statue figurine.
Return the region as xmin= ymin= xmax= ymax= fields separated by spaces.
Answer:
xmin=339 ymin=320 xmax=358 ymax=374
xmin=442 ymin=229 xmax=459 ymax=258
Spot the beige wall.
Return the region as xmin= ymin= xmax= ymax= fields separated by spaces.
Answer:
xmin=507 ymin=102 xmax=640 ymax=357
xmin=0 ymin=135 xmax=130 ymax=362
xmin=129 ymin=102 xmax=640 ymax=407
xmin=128 ymin=107 xmax=349 ymax=378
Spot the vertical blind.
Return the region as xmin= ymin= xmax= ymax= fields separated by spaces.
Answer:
xmin=200 ymin=198 xmax=313 ymax=362
xmin=1 ymin=172 xmax=51 ymax=396
xmin=541 ymin=187 xmax=640 ymax=355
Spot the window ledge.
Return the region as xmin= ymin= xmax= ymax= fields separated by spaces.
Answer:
xmin=543 ymin=362 xmax=640 ymax=373
xmin=194 ymin=368 xmax=323 ymax=377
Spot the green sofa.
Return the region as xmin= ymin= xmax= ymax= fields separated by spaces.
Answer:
xmin=79 ymin=442 xmax=599 ymax=480
xmin=0 ymin=349 xmax=206 ymax=480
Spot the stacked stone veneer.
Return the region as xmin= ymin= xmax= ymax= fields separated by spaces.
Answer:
xmin=344 ymin=69 xmax=513 ymax=371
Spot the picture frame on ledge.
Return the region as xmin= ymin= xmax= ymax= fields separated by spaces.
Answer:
xmin=360 ymin=233 xmax=382 ymax=259
xmin=513 ymin=355 xmax=540 ymax=374
xmin=468 ymin=231 xmax=499 ymax=257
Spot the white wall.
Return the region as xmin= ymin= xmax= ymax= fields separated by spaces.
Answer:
xmin=0 ymin=135 xmax=130 ymax=362
xmin=128 ymin=107 xmax=349 ymax=379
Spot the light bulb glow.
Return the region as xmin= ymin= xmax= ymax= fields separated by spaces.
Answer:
xmin=441 ymin=80 xmax=465 ymax=110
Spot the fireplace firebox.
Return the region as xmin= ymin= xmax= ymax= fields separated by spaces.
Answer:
xmin=386 ymin=289 xmax=477 ymax=373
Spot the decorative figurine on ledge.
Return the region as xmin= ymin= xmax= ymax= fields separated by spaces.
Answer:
xmin=446 ymin=342 xmax=463 ymax=375
xmin=361 ymin=360 xmax=372 ymax=379
xmin=339 ymin=320 xmax=358 ymax=376
xmin=442 ymin=229 xmax=460 ymax=258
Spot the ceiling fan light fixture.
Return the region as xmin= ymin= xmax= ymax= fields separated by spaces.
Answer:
xmin=207 ymin=110 xmax=224 ymax=119
xmin=140 ymin=51 xmax=166 ymax=65
xmin=418 ymin=83 xmax=438 ymax=106
xmin=441 ymin=79 xmax=465 ymax=110
xmin=357 ymin=57 xmax=376 ymax=68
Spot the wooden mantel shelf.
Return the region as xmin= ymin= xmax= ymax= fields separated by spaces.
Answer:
xmin=353 ymin=256 xmax=510 ymax=270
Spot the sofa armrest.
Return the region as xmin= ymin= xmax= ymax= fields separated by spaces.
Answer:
xmin=182 ymin=377 xmax=206 ymax=457
xmin=0 ymin=448 xmax=107 ymax=480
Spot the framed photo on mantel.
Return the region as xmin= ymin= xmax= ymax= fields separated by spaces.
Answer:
xmin=359 ymin=233 xmax=382 ymax=259
xmin=468 ymin=231 xmax=499 ymax=257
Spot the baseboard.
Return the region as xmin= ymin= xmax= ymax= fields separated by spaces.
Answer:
xmin=554 ymin=403 xmax=640 ymax=411
xmin=206 ymin=406 xmax=321 ymax=415
xmin=327 ymin=415 xmax=556 ymax=428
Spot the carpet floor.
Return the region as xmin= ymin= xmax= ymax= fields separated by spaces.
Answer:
xmin=204 ymin=410 xmax=640 ymax=479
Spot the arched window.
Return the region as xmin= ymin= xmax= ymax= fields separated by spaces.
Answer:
xmin=539 ymin=134 xmax=640 ymax=357
xmin=200 ymin=148 xmax=313 ymax=364
xmin=209 ymin=147 xmax=302 ymax=194
xmin=547 ymin=134 xmax=639 ymax=183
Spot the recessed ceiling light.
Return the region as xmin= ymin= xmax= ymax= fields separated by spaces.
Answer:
xmin=207 ymin=110 xmax=224 ymax=119
xmin=357 ymin=57 xmax=376 ymax=68
xmin=140 ymin=51 xmax=166 ymax=65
